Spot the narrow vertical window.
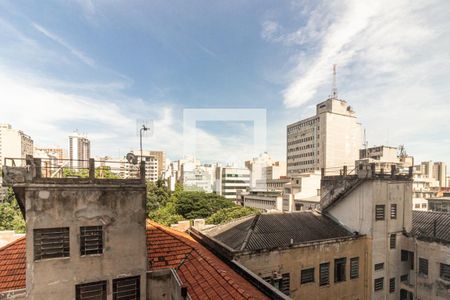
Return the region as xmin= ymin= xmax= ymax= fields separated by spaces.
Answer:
xmin=319 ymin=262 xmax=330 ymax=286
xmin=375 ymin=205 xmax=385 ymax=220
xmin=350 ymin=257 xmax=359 ymax=279
xmin=334 ymin=258 xmax=346 ymax=282
xmin=389 ymin=278 xmax=395 ymax=293
xmin=419 ymin=258 xmax=428 ymax=276
xmin=390 ymin=234 xmax=396 ymax=249
xmin=390 ymin=204 xmax=397 ymax=219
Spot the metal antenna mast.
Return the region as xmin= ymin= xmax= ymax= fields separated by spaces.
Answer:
xmin=332 ymin=64 xmax=338 ymax=99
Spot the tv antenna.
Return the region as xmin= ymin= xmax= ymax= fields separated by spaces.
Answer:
xmin=330 ymin=64 xmax=338 ymax=99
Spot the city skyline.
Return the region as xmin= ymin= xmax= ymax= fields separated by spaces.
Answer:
xmin=0 ymin=1 xmax=449 ymax=166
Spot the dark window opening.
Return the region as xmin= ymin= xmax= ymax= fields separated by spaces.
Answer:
xmin=301 ymin=268 xmax=315 ymax=284
xmin=350 ymin=257 xmax=359 ymax=279
xmin=334 ymin=258 xmax=346 ymax=282
xmin=419 ymin=258 xmax=428 ymax=276
xmin=375 ymin=205 xmax=385 ymax=221
xmin=113 ymin=276 xmax=140 ymax=300
xmin=375 ymin=263 xmax=384 ymax=271
xmin=80 ymin=226 xmax=103 ymax=256
xmin=440 ymin=263 xmax=450 ymax=281
xmin=76 ymin=281 xmax=107 ymax=300
xmin=374 ymin=277 xmax=384 ymax=291
xmin=389 ymin=278 xmax=395 ymax=293
xmin=390 ymin=234 xmax=396 ymax=249
xmin=319 ymin=262 xmax=330 ymax=286
xmin=401 ymin=250 xmax=414 ymax=270
xmin=34 ymin=227 xmax=70 ymax=261
xmin=390 ymin=204 xmax=397 ymax=219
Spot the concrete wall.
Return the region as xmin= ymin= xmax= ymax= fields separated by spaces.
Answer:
xmin=24 ymin=184 xmax=147 ymax=300
xmin=146 ymin=269 xmax=189 ymax=300
xmin=235 ymin=237 xmax=371 ymax=300
xmin=327 ymin=179 xmax=413 ymax=300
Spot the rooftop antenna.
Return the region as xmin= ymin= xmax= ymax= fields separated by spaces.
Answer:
xmin=331 ymin=64 xmax=338 ymax=100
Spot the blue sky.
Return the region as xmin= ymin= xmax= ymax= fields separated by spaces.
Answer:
xmin=0 ymin=0 xmax=449 ymax=167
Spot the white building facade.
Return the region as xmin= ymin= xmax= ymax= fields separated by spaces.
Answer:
xmin=287 ymin=98 xmax=362 ymax=175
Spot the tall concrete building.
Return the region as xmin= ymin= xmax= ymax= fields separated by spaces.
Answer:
xmin=286 ymin=98 xmax=362 ymax=175
xmin=68 ymin=131 xmax=90 ymax=169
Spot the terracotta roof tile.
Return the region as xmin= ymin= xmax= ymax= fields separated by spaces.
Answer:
xmin=0 ymin=237 xmax=26 ymax=292
xmin=0 ymin=222 xmax=268 ymax=299
xmin=147 ymin=221 xmax=268 ymax=300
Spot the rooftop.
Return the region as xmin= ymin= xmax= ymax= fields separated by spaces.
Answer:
xmin=203 ymin=211 xmax=354 ymax=252
xmin=412 ymin=210 xmax=450 ymax=244
xmin=0 ymin=222 xmax=269 ymax=299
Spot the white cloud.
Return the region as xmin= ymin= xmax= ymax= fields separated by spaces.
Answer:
xmin=32 ymin=23 xmax=96 ymax=67
xmin=264 ymin=0 xmax=450 ymax=164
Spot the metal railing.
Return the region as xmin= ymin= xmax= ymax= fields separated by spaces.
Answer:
xmin=3 ymin=157 xmax=145 ymax=180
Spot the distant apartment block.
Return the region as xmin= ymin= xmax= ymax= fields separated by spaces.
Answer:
xmin=68 ymin=131 xmax=90 ymax=169
xmin=0 ymin=124 xmax=33 ymax=167
xmin=287 ymin=98 xmax=362 ymax=175
xmin=216 ymin=167 xmax=250 ymax=200
xmin=245 ymin=152 xmax=285 ymax=188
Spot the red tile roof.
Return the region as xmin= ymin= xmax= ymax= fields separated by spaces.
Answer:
xmin=0 ymin=237 xmax=26 ymax=292
xmin=147 ymin=221 xmax=268 ymax=300
xmin=0 ymin=223 xmax=268 ymax=299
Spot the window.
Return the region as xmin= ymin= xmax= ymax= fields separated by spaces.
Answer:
xmin=414 ymin=203 xmax=420 ymax=209
xmin=80 ymin=226 xmax=103 ymax=256
xmin=419 ymin=258 xmax=428 ymax=276
xmin=389 ymin=278 xmax=395 ymax=293
xmin=375 ymin=263 xmax=384 ymax=271
xmin=280 ymin=273 xmax=290 ymax=296
xmin=401 ymin=250 xmax=414 ymax=270
xmin=400 ymin=274 xmax=408 ymax=282
xmin=76 ymin=281 xmax=107 ymax=300
xmin=374 ymin=277 xmax=384 ymax=291
xmin=390 ymin=204 xmax=397 ymax=219
xmin=319 ymin=263 xmax=330 ymax=286
xmin=300 ymin=268 xmax=315 ymax=284
xmin=334 ymin=258 xmax=346 ymax=282
xmin=34 ymin=227 xmax=70 ymax=261
xmin=113 ymin=276 xmax=140 ymax=300
xmin=440 ymin=263 xmax=450 ymax=281
xmin=350 ymin=257 xmax=359 ymax=279
xmin=375 ymin=205 xmax=385 ymax=220
xmin=390 ymin=234 xmax=396 ymax=249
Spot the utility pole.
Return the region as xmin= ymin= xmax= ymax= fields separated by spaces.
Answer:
xmin=140 ymin=124 xmax=149 ymax=163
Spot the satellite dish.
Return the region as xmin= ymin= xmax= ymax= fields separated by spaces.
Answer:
xmin=126 ymin=153 xmax=138 ymax=165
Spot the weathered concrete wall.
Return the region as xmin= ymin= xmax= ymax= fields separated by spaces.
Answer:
xmin=327 ymin=179 xmax=413 ymax=300
xmin=401 ymin=238 xmax=450 ymax=300
xmin=24 ymin=184 xmax=147 ymax=300
xmin=235 ymin=236 xmax=371 ymax=300
xmin=146 ymin=269 xmax=189 ymax=300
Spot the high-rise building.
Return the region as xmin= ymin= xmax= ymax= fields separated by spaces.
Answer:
xmin=286 ymin=98 xmax=362 ymax=175
xmin=0 ymin=124 xmax=33 ymax=168
xmin=68 ymin=131 xmax=90 ymax=169
xmin=131 ymin=150 xmax=166 ymax=182
xmin=432 ymin=162 xmax=447 ymax=188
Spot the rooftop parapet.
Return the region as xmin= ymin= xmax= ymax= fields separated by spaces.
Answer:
xmin=2 ymin=156 xmax=146 ymax=186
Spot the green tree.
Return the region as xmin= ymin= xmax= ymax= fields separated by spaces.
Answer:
xmin=148 ymin=202 xmax=184 ymax=226
xmin=206 ymin=206 xmax=258 ymax=225
xmin=0 ymin=188 xmax=25 ymax=233
xmin=174 ymin=191 xmax=234 ymax=219
xmin=146 ymin=179 xmax=171 ymax=212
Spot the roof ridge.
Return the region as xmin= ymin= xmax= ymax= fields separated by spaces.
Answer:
xmin=240 ymin=214 xmax=260 ymax=251
xmin=0 ymin=236 xmax=26 ymax=252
